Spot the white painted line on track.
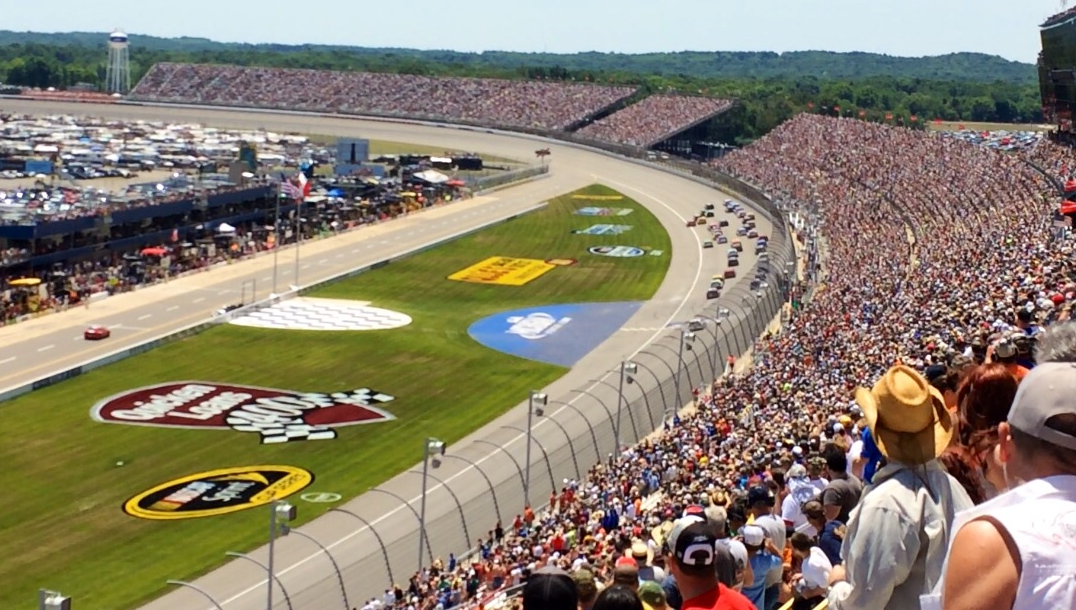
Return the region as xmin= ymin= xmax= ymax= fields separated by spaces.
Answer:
xmin=263 ymin=276 xmax=273 ymax=282
xmin=0 ymin=356 xmax=15 ymax=364
xmin=301 ymin=264 xmax=311 ymax=270
xmin=192 ymin=297 xmax=206 ymax=304
xmin=217 ymin=290 xmax=229 ymax=296
xmin=73 ymin=336 xmax=83 ymax=341
xmin=318 ymin=258 xmax=327 ymax=264
xmin=138 ymin=314 xmax=152 ymax=321
xmin=166 ymin=305 xmax=180 ymax=312
xmin=214 ymin=182 xmax=704 ymax=609
xmin=37 ymin=345 xmax=54 ymax=352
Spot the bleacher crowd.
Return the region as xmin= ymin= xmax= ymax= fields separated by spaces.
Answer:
xmin=353 ymin=114 xmax=1076 ymax=610
xmin=129 ymin=64 xmax=734 ymax=148
xmin=576 ymin=96 xmax=734 ymax=148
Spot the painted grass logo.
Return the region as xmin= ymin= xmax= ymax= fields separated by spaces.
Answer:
xmin=123 ymin=465 xmax=314 ymax=520
xmin=91 ymin=382 xmax=396 ymax=444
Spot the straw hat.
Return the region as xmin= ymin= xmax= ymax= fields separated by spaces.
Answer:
xmin=627 ymin=539 xmax=654 ymax=564
xmin=854 ymin=365 xmax=953 ymax=465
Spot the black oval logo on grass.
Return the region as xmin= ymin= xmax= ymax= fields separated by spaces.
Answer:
xmin=123 ymin=465 xmax=314 ymax=520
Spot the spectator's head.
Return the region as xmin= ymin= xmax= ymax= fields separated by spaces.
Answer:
xmin=998 ymin=362 xmax=1076 ymax=485
xmin=803 ymin=499 xmax=826 ymax=529
xmin=1035 ymin=320 xmax=1076 ymax=363
xmin=703 ymin=504 xmax=728 ymax=538
xmin=572 ymin=568 xmax=599 ymax=609
xmin=664 ymin=516 xmax=719 ymax=584
xmin=523 ymin=566 xmax=578 ymax=610
xmin=788 ymin=531 xmax=815 ymax=560
xmin=927 ymin=364 xmax=962 ymax=410
xmin=612 ymin=557 xmax=640 ymax=591
xmin=740 ymin=524 xmax=767 ymax=553
xmin=592 ymin=585 xmax=644 ymax=610
xmin=956 ymin=363 xmax=1018 ymax=441
xmin=823 ymin=447 xmax=848 ymax=477
xmin=629 ymin=540 xmax=653 ymax=567
xmin=855 ymin=364 xmax=954 ymax=466
xmin=638 ymin=581 xmax=668 ymax=610
xmin=746 ymin=484 xmax=775 ymax=517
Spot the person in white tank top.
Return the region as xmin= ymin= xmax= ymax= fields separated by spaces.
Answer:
xmin=929 ymin=362 xmax=1076 ymax=610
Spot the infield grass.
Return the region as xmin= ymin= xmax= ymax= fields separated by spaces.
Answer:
xmin=0 ymin=184 xmax=670 ymax=609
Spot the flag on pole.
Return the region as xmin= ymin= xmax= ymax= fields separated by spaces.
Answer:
xmin=280 ymin=179 xmax=303 ymax=200
xmin=297 ymin=171 xmax=311 ymax=198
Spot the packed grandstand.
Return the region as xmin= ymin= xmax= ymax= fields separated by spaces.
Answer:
xmin=6 ymin=59 xmax=1076 ymax=610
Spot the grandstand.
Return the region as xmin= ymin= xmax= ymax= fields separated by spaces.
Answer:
xmin=1040 ymin=7 xmax=1076 ymax=140
xmin=573 ymin=94 xmax=734 ymax=148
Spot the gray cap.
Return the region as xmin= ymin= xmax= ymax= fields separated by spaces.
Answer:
xmin=1009 ymin=362 xmax=1076 ymax=451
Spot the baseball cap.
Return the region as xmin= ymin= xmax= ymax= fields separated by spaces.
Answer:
xmin=1008 ymin=362 xmax=1076 ymax=451
xmin=747 ymin=485 xmax=775 ymax=507
xmin=570 ymin=568 xmax=597 ymax=602
xmin=638 ymin=581 xmax=668 ymax=609
xmin=666 ymin=516 xmax=718 ymax=576
xmin=613 ymin=556 xmax=639 ymax=585
xmin=522 ymin=566 xmax=577 ymax=610
xmin=741 ymin=524 xmax=766 ymax=547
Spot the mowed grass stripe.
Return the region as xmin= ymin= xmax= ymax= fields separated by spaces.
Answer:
xmin=0 ymin=184 xmax=671 ymax=609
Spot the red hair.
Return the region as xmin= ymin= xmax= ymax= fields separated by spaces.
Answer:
xmin=957 ymin=363 xmax=1017 ymax=445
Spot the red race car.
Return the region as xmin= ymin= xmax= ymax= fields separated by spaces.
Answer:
xmin=84 ymin=325 xmax=111 ymax=341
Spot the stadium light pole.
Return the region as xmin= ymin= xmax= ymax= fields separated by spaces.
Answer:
xmin=525 ymin=390 xmax=548 ymax=508
xmin=675 ymin=330 xmax=697 ymax=420
xmin=418 ymin=437 xmax=445 ymax=570
xmin=266 ymin=500 xmax=296 ymax=610
xmin=165 ymin=581 xmax=222 ymax=610
xmin=616 ymin=360 xmax=638 ymax=451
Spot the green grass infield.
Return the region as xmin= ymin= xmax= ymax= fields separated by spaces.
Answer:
xmin=0 ymin=184 xmax=671 ymax=609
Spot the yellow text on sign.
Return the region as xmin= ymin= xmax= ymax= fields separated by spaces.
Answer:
xmin=448 ymin=256 xmax=556 ymax=286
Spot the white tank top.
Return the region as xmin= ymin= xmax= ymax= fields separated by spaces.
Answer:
xmin=920 ymin=475 xmax=1076 ymax=610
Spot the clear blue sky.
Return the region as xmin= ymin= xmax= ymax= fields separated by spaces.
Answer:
xmin=6 ymin=0 xmax=1065 ymax=63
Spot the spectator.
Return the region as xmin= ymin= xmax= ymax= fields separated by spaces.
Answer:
xmin=638 ymin=581 xmax=669 ymax=610
xmin=746 ymin=485 xmax=786 ymax=608
xmin=802 ymin=500 xmax=844 ymax=567
xmin=573 ymin=568 xmax=600 ymax=610
xmin=820 ymin=450 xmax=862 ymax=524
xmin=613 ymin=557 xmax=641 ymax=593
xmin=662 ymin=516 xmax=754 ymax=610
xmin=929 ymin=362 xmax=1076 ymax=609
xmin=629 ymin=540 xmax=666 ymax=584
xmin=1035 ymin=320 xmax=1076 ymax=362
xmin=705 ymin=505 xmax=753 ymax=593
xmin=523 ymin=566 xmax=578 ymax=610
xmin=788 ymin=532 xmax=832 ymax=610
xmin=827 ymin=365 xmax=974 ymax=610
xmin=593 ymin=585 xmax=645 ymax=610
xmin=739 ymin=524 xmax=783 ymax=610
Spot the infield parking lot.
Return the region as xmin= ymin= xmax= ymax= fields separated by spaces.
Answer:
xmin=0 ymin=183 xmax=671 ymax=609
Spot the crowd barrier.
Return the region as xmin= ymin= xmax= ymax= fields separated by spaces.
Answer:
xmin=15 ymin=98 xmax=811 ymax=608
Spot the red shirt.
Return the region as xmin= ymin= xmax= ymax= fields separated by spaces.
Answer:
xmin=682 ymin=584 xmax=756 ymax=610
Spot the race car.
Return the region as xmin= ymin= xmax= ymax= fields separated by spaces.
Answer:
xmin=727 ymin=257 xmax=740 ymax=267
xmin=717 ymin=235 xmax=729 ymax=244
xmin=704 ymin=203 xmax=715 ymax=211
xmin=688 ymin=319 xmax=707 ymax=331
xmin=710 ymin=278 xmax=725 ymax=289
xmin=703 ymin=240 xmax=714 ymax=249
xmin=731 ymin=240 xmax=743 ymax=251
xmin=215 ymin=303 xmax=244 ymax=316
xmin=724 ymin=269 xmax=737 ymax=279
xmin=84 ymin=325 xmax=110 ymax=340
xmin=748 ymin=230 xmax=759 ymax=239
xmin=706 ymin=288 xmax=721 ymax=300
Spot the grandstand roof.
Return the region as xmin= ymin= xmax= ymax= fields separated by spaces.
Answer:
xmin=1041 ymin=7 xmax=1076 ymax=28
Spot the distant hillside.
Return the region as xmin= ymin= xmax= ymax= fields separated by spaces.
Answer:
xmin=0 ymin=30 xmax=1037 ymax=83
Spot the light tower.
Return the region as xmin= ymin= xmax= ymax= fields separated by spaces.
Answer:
xmin=105 ymin=30 xmax=130 ymax=94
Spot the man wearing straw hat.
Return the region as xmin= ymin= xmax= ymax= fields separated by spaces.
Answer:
xmin=825 ymin=364 xmax=973 ymax=610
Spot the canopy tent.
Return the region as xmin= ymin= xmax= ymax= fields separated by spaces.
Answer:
xmin=8 ymin=278 xmax=42 ymax=287
xmin=217 ymin=222 xmax=237 ymax=234
xmin=413 ymin=169 xmax=450 ymax=184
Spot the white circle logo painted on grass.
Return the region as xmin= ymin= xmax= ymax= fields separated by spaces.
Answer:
xmin=300 ymin=492 xmax=343 ymax=503
xmin=230 ymin=297 xmax=412 ymax=331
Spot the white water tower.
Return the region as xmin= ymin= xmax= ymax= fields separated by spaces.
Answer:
xmin=105 ymin=29 xmax=130 ymax=94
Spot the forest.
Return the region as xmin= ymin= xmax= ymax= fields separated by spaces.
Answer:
xmin=0 ymin=31 xmax=1046 ymax=144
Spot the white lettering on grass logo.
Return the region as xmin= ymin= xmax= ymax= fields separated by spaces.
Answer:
xmin=91 ymin=382 xmax=396 ymax=444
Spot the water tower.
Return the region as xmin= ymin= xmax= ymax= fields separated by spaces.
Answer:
xmin=105 ymin=30 xmax=130 ymax=94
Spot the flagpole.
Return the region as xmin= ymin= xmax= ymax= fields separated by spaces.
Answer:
xmin=272 ymin=182 xmax=280 ymax=297
xmin=294 ymin=194 xmax=301 ymax=291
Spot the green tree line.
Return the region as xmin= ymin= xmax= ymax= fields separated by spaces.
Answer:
xmin=0 ymin=38 xmax=1045 ymax=145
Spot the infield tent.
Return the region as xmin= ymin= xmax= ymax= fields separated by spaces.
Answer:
xmin=413 ymin=169 xmax=450 ymax=184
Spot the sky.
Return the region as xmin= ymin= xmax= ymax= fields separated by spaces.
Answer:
xmin=6 ymin=0 xmax=1067 ymax=64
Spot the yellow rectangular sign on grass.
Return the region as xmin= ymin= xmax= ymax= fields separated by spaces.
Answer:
xmin=448 ymin=256 xmax=555 ymax=286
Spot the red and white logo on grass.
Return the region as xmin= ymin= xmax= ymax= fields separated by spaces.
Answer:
xmin=91 ymin=382 xmax=396 ymax=444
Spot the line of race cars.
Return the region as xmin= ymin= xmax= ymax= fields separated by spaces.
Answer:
xmin=689 ymin=199 xmax=771 ymax=300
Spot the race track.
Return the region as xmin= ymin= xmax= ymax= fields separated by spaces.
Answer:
xmin=0 ymin=99 xmax=775 ymax=609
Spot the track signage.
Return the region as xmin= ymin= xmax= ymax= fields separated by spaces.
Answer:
xmin=91 ymin=382 xmax=396 ymax=444
xmin=123 ymin=465 xmax=314 ymax=520
xmin=448 ymin=256 xmax=555 ymax=286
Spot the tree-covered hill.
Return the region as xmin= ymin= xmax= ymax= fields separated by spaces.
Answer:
xmin=0 ymin=30 xmax=1037 ymax=83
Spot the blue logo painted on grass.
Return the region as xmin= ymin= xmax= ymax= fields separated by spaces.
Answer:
xmin=572 ymin=224 xmax=634 ymax=235
xmin=468 ymin=302 xmax=644 ymax=367
xmin=576 ymin=207 xmax=634 ymax=217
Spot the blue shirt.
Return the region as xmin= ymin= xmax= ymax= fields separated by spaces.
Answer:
xmin=743 ymin=552 xmax=782 ymax=609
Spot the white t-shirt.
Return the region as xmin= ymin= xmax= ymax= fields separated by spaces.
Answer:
xmin=846 ymin=440 xmax=864 ymax=475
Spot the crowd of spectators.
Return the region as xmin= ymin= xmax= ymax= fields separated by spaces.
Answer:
xmin=353 ymin=114 xmax=1076 ymax=610
xmin=575 ymin=96 xmax=734 ymax=148
xmin=130 ymin=63 xmax=638 ymax=132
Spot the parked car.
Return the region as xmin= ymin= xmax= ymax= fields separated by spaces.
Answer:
xmin=84 ymin=325 xmax=110 ymax=340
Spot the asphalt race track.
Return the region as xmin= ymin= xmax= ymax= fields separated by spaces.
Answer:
xmin=0 ymin=99 xmax=774 ymax=610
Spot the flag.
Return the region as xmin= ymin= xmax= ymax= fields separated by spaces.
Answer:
xmin=280 ymin=180 xmax=303 ymax=200
xmin=297 ymin=171 xmax=311 ymax=197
